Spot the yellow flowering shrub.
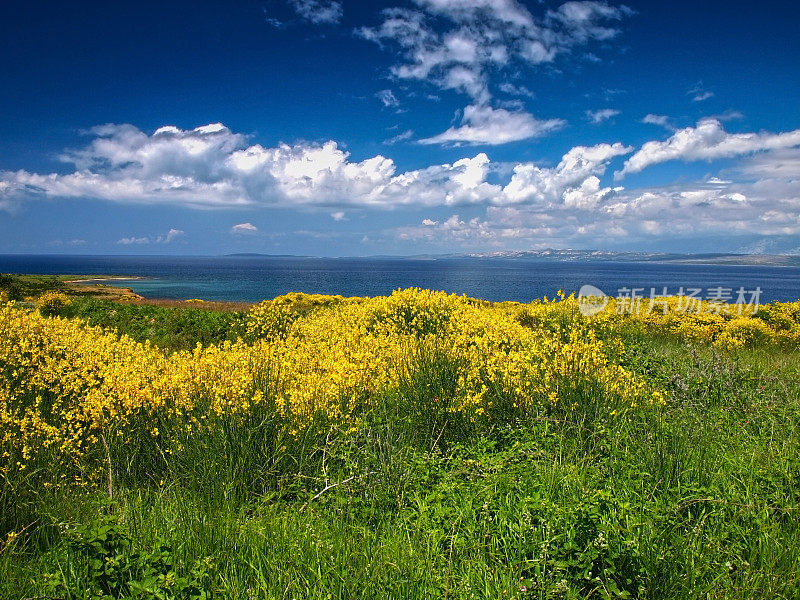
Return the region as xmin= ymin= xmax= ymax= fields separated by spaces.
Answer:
xmin=36 ymin=291 xmax=72 ymax=316
xmin=584 ymin=296 xmax=800 ymax=349
xmin=245 ymin=300 xmax=300 ymax=342
xmin=714 ymin=318 xmax=776 ymax=350
xmin=6 ymin=288 xmax=796 ymax=492
xmin=446 ymin=298 xmax=660 ymax=417
xmin=367 ymin=287 xmax=462 ymax=337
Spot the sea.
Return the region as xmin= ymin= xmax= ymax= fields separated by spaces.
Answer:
xmin=1 ymin=254 xmax=799 ymax=304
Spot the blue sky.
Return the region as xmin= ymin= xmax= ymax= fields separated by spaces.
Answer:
xmin=1 ymin=0 xmax=799 ymax=255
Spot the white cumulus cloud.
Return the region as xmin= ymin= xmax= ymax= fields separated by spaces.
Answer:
xmin=232 ymin=222 xmax=258 ymax=233
xmin=641 ymin=113 xmax=673 ymax=130
xmin=397 ymin=214 xmax=496 ymax=243
xmin=0 ymin=123 xmax=509 ymax=210
xmin=586 ymin=108 xmax=620 ymax=124
xmin=117 ymin=228 xmax=183 ymax=245
xmin=156 ymin=228 xmax=184 ymax=243
xmin=8 ymin=121 xmax=800 ymax=251
xmin=117 ymin=236 xmax=150 ymax=245
xmin=502 ymin=142 xmax=632 ymax=204
xmin=419 ymin=104 xmax=565 ymax=145
xmin=616 ymin=119 xmax=800 ymax=179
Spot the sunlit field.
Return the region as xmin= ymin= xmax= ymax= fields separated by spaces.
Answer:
xmin=2 ymin=284 xmax=799 ymax=599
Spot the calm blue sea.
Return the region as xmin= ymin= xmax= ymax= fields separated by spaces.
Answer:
xmin=1 ymin=255 xmax=799 ymax=304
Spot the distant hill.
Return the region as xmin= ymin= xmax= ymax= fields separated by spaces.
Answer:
xmin=224 ymin=253 xmax=314 ymax=258
xmin=459 ymin=250 xmax=800 ymax=267
xmin=221 ymin=251 xmax=800 ymax=267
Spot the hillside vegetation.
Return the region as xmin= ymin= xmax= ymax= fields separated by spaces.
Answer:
xmin=1 ymin=287 xmax=799 ymax=599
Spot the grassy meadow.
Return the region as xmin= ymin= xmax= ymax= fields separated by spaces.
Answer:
xmin=1 ymin=274 xmax=799 ymax=599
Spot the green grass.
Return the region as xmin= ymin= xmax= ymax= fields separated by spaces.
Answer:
xmin=2 ymin=301 xmax=799 ymax=599
xmin=63 ymin=297 xmax=247 ymax=351
xmin=2 ymin=273 xmax=248 ymax=351
xmin=0 ymin=273 xmax=72 ymax=301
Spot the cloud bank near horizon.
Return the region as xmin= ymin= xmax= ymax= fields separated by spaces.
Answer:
xmin=2 ymin=120 xmax=799 ymax=249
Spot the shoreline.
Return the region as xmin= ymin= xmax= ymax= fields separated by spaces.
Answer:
xmin=70 ymin=277 xmax=255 ymax=310
xmin=69 ymin=278 xmax=253 ymax=310
xmin=65 ymin=276 xmax=146 ymax=284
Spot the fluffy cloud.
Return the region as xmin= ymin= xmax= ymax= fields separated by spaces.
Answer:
xmin=502 ymin=142 xmax=632 ymax=204
xmin=498 ymin=82 xmax=535 ymax=98
xmin=0 ymin=124 xmax=635 ymax=211
xmin=693 ymin=92 xmax=714 ymax=102
xmin=616 ymin=119 xmax=800 ymax=179
xmin=0 ymin=180 xmax=23 ymax=212
xmin=641 ymin=113 xmax=673 ymax=130
xmin=390 ymin=143 xmax=634 ymax=247
xmin=712 ymin=110 xmax=745 ymax=122
xmin=396 ymin=172 xmax=800 ymax=250
xmin=359 ymin=1 xmax=629 ymax=147
xmin=383 ymin=129 xmax=414 ymax=145
xmin=598 ymin=185 xmax=799 ymax=239
xmin=157 ymin=228 xmax=184 ymax=243
xmin=688 ymin=82 xmax=714 ymax=102
xmin=376 ymin=89 xmax=400 ymax=108
xmin=117 ymin=236 xmax=150 ymax=245
xmin=586 ymin=108 xmax=620 ymax=124
xmin=737 ymin=147 xmax=800 ymax=179
xmin=419 ymin=104 xmax=565 ymax=145
xmin=6 ymin=121 xmax=800 ymax=250
xmin=232 ymin=222 xmax=258 ymax=233
xmin=289 ymin=0 xmax=342 ymax=24
xmin=562 ymin=176 xmax=621 ymax=209
xmin=359 ymin=0 xmax=630 ymax=102
xmin=3 ymin=124 xmax=249 ymax=208
xmin=397 ymin=214 xmax=496 ymax=243
xmin=548 ymin=2 xmax=631 ymax=42
xmin=383 ymin=134 xmax=800 ymax=249
xmin=0 ymin=123 xmax=507 ymax=210
xmin=116 ymin=228 xmax=183 ymax=245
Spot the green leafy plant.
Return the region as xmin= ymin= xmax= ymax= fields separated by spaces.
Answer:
xmin=47 ymin=515 xmax=215 ymax=599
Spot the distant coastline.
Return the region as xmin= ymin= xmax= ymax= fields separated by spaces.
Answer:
xmin=216 ymin=251 xmax=800 ymax=267
xmin=458 ymin=251 xmax=800 ymax=267
xmin=65 ymin=276 xmax=146 ymax=283
xmin=0 ymin=250 xmax=797 ymax=268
